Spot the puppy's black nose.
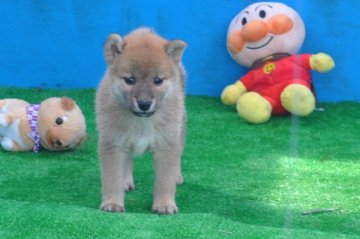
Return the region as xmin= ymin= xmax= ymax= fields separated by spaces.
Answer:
xmin=55 ymin=140 xmax=63 ymax=146
xmin=137 ymin=100 xmax=152 ymax=112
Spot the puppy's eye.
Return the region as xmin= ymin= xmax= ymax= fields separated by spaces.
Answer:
xmin=55 ymin=117 xmax=63 ymax=125
xmin=154 ymin=77 xmax=163 ymax=86
xmin=259 ymin=10 xmax=266 ymax=18
xmin=123 ymin=77 xmax=136 ymax=85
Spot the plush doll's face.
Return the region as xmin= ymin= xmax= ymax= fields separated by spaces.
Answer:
xmin=37 ymin=97 xmax=86 ymax=151
xmin=227 ymin=2 xmax=305 ymax=67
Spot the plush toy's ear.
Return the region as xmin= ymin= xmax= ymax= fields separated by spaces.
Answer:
xmin=104 ymin=34 xmax=126 ymax=65
xmin=77 ymin=135 xmax=86 ymax=146
xmin=166 ymin=40 xmax=187 ymax=63
xmin=61 ymin=97 xmax=76 ymax=111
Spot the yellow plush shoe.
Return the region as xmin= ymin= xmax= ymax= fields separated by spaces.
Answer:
xmin=236 ymin=92 xmax=272 ymax=124
xmin=280 ymin=84 xmax=315 ymax=116
xmin=221 ymin=81 xmax=247 ymax=105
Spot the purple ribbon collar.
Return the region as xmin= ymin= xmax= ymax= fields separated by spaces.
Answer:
xmin=26 ymin=104 xmax=41 ymax=153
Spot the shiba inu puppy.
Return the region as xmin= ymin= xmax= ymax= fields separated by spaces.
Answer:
xmin=96 ymin=28 xmax=187 ymax=214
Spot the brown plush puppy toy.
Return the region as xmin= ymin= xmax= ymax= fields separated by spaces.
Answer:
xmin=0 ymin=97 xmax=86 ymax=152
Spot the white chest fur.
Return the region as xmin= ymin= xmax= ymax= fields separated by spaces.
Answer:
xmin=120 ymin=117 xmax=157 ymax=156
xmin=131 ymin=136 xmax=154 ymax=156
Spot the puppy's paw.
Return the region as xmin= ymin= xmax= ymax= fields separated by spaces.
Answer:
xmin=100 ymin=202 xmax=125 ymax=213
xmin=152 ymin=200 xmax=178 ymax=215
xmin=124 ymin=181 xmax=135 ymax=191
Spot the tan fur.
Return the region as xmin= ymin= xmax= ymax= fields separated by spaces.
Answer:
xmin=0 ymin=97 xmax=86 ymax=152
xmin=37 ymin=97 xmax=86 ymax=151
xmin=96 ymin=28 xmax=187 ymax=214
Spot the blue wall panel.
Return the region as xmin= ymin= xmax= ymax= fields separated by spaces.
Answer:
xmin=0 ymin=0 xmax=359 ymax=102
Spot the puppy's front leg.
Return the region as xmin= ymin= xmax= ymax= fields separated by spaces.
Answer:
xmin=152 ymin=148 xmax=181 ymax=214
xmin=99 ymin=145 xmax=129 ymax=213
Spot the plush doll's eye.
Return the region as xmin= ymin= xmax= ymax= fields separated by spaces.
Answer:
xmin=242 ymin=17 xmax=247 ymax=26
xmin=259 ymin=10 xmax=266 ymax=18
xmin=55 ymin=117 xmax=63 ymax=125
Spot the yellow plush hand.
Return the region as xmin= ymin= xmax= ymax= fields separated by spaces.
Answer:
xmin=310 ymin=53 xmax=335 ymax=73
xmin=221 ymin=81 xmax=247 ymax=105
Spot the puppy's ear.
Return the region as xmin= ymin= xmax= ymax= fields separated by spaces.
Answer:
xmin=104 ymin=34 xmax=126 ymax=65
xmin=166 ymin=40 xmax=187 ymax=63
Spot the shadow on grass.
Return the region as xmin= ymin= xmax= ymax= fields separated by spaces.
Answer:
xmin=0 ymin=149 xmax=101 ymax=210
xmin=176 ymin=182 xmax=360 ymax=237
xmin=1 ymin=150 xmax=359 ymax=237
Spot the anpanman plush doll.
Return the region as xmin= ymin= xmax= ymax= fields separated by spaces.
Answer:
xmin=221 ymin=2 xmax=335 ymax=124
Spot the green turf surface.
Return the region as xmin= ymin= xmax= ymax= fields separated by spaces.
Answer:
xmin=0 ymin=87 xmax=359 ymax=239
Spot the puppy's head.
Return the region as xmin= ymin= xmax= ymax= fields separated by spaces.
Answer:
xmin=104 ymin=28 xmax=187 ymax=117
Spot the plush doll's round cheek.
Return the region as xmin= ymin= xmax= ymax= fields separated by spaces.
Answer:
xmin=267 ymin=14 xmax=293 ymax=35
xmin=228 ymin=14 xmax=293 ymax=54
xmin=228 ymin=30 xmax=245 ymax=53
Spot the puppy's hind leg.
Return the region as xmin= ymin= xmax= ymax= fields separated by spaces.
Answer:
xmin=176 ymin=117 xmax=186 ymax=186
xmin=152 ymin=148 xmax=181 ymax=214
xmin=99 ymin=145 xmax=129 ymax=213
xmin=176 ymin=165 xmax=183 ymax=185
xmin=124 ymin=156 xmax=135 ymax=191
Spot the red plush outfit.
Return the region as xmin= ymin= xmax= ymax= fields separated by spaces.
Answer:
xmin=239 ymin=54 xmax=313 ymax=115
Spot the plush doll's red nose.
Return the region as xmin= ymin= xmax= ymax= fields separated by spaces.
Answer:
xmin=241 ymin=19 xmax=268 ymax=42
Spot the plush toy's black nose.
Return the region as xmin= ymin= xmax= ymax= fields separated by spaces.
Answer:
xmin=137 ymin=100 xmax=152 ymax=112
xmin=55 ymin=140 xmax=63 ymax=146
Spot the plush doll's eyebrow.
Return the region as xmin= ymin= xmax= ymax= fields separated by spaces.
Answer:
xmin=255 ymin=4 xmax=272 ymax=11
xmin=235 ymin=11 xmax=249 ymax=23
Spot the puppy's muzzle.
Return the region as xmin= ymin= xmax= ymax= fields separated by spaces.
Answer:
xmin=133 ymin=99 xmax=155 ymax=117
xmin=138 ymin=100 xmax=152 ymax=111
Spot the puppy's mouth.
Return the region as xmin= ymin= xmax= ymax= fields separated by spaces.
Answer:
xmin=132 ymin=111 xmax=155 ymax=117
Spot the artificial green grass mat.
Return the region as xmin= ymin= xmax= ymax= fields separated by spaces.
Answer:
xmin=0 ymin=87 xmax=359 ymax=239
